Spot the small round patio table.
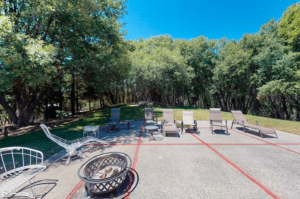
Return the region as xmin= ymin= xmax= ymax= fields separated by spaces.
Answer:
xmin=83 ymin=125 xmax=99 ymax=137
xmin=107 ymin=122 xmax=119 ymax=133
xmin=124 ymin=120 xmax=134 ymax=129
xmin=144 ymin=125 xmax=158 ymax=140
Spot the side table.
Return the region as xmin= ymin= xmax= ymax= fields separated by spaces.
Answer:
xmin=83 ymin=125 xmax=99 ymax=137
xmin=144 ymin=125 xmax=159 ymax=140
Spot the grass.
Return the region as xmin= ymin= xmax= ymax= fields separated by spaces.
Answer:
xmin=0 ymin=105 xmax=299 ymax=160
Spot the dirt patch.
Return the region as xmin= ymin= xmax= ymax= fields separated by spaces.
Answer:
xmin=0 ymin=111 xmax=89 ymax=140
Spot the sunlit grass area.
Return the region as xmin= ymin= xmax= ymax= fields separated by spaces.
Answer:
xmin=1 ymin=105 xmax=299 ymax=159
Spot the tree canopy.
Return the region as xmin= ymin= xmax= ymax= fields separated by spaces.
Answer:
xmin=1 ymin=0 xmax=300 ymax=130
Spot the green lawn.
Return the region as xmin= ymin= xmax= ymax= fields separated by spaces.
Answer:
xmin=1 ymin=105 xmax=299 ymax=160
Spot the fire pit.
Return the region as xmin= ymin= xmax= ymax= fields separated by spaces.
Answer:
xmin=78 ymin=152 xmax=132 ymax=197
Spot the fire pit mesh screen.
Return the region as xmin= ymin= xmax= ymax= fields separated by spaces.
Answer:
xmin=78 ymin=152 xmax=132 ymax=196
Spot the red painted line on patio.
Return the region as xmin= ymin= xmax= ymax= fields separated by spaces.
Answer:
xmin=131 ymin=125 xmax=144 ymax=170
xmin=140 ymin=143 xmax=204 ymax=145
xmin=91 ymin=143 xmax=139 ymax=146
xmin=189 ymin=131 xmax=280 ymax=199
xmin=65 ymin=180 xmax=84 ymax=199
xmin=125 ymin=124 xmax=144 ymax=199
xmin=276 ymin=143 xmax=300 ymax=145
xmin=230 ymin=128 xmax=300 ymax=155
xmin=89 ymin=142 xmax=300 ymax=146
xmin=208 ymin=143 xmax=270 ymax=145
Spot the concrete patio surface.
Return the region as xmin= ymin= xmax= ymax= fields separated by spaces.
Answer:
xmin=11 ymin=120 xmax=300 ymax=199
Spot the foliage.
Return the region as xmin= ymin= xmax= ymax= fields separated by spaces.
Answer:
xmin=279 ymin=2 xmax=300 ymax=52
xmin=0 ymin=0 xmax=129 ymax=126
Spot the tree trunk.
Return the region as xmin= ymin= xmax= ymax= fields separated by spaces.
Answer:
xmin=269 ymin=96 xmax=281 ymax=119
xmin=71 ymin=73 xmax=75 ymax=116
xmin=76 ymin=81 xmax=79 ymax=114
xmin=89 ymin=95 xmax=91 ymax=111
xmin=45 ymin=97 xmax=49 ymax=120
xmin=59 ymin=86 xmax=63 ymax=110
xmin=281 ymin=95 xmax=290 ymax=120
xmin=3 ymin=126 xmax=8 ymax=138
xmin=0 ymin=95 xmax=18 ymax=124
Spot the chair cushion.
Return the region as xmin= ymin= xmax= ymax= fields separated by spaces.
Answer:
xmin=164 ymin=123 xmax=178 ymax=132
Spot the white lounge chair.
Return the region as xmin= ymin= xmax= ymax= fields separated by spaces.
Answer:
xmin=40 ymin=124 xmax=107 ymax=165
xmin=181 ymin=111 xmax=199 ymax=134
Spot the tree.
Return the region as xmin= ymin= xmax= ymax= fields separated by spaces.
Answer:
xmin=0 ymin=16 xmax=56 ymax=124
xmin=279 ymin=2 xmax=300 ymax=52
xmin=0 ymin=0 xmax=128 ymax=125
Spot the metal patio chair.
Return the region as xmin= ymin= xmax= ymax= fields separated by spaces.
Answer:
xmin=181 ymin=111 xmax=199 ymax=134
xmin=231 ymin=110 xmax=278 ymax=138
xmin=40 ymin=124 xmax=107 ymax=165
xmin=106 ymin=108 xmax=121 ymax=132
xmin=144 ymin=108 xmax=157 ymax=125
xmin=0 ymin=147 xmax=46 ymax=199
xmin=210 ymin=108 xmax=229 ymax=135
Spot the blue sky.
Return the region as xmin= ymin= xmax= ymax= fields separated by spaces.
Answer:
xmin=122 ymin=0 xmax=299 ymax=41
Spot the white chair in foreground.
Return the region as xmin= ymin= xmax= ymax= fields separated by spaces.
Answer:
xmin=181 ymin=111 xmax=199 ymax=134
xmin=40 ymin=124 xmax=107 ymax=165
xmin=0 ymin=147 xmax=46 ymax=199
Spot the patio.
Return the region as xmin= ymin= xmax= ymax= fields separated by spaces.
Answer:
xmin=12 ymin=120 xmax=300 ymax=199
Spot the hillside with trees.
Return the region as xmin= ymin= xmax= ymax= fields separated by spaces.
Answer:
xmin=1 ymin=0 xmax=300 ymax=131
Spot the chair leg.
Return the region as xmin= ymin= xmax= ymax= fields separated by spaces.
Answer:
xmin=66 ymin=156 xmax=71 ymax=165
xmin=231 ymin=120 xmax=234 ymax=129
xmin=260 ymin=130 xmax=263 ymax=138
xmin=181 ymin=121 xmax=183 ymax=134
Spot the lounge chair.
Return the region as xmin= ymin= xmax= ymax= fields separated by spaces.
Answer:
xmin=181 ymin=111 xmax=199 ymax=134
xmin=40 ymin=124 xmax=107 ymax=165
xmin=162 ymin=109 xmax=179 ymax=137
xmin=144 ymin=108 xmax=157 ymax=124
xmin=231 ymin=110 xmax=278 ymax=138
xmin=210 ymin=108 xmax=229 ymax=135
